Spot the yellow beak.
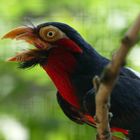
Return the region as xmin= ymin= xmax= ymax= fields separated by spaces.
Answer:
xmin=2 ymin=26 xmax=33 ymax=39
xmin=2 ymin=26 xmax=49 ymax=62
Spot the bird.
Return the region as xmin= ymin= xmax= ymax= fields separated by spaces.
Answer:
xmin=2 ymin=22 xmax=140 ymax=140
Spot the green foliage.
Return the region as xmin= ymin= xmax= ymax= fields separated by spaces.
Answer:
xmin=0 ymin=0 xmax=140 ymax=140
xmin=0 ymin=132 xmax=5 ymax=140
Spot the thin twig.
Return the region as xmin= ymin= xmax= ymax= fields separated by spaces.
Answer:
xmin=94 ymin=14 xmax=140 ymax=140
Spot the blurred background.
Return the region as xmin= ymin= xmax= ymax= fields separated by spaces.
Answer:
xmin=0 ymin=0 xmax=140 ymax=140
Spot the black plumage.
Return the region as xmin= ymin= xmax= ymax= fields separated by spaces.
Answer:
xmin=17 ymin=22 xmax=140 ymax=139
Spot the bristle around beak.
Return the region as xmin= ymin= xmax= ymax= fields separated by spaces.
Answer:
xmin=6 ymin=50 xmax=35 ymax=62
xmin=6 ymin=57 xmax=17 ymax=62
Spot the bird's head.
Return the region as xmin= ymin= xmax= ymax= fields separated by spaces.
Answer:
xmin=2 ymin=22 xmax=87 ymax=68
xmin=2 ymin=22 xmax=105 ymax=108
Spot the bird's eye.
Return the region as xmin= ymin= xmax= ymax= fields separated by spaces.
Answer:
xmin=47 ymin=31 xmax=55 ymax=38
xmin=39 ymin=26 xmax=62 ymax=42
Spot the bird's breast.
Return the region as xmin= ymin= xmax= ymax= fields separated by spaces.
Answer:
xmin=42 ymin=47 xmax=81 ymax=109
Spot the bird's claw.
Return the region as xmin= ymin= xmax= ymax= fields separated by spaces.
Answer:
xmin=93 ymin=75 xmax=100 ymax=92
xmin=108 ymin=112 xmax=113 ymax=121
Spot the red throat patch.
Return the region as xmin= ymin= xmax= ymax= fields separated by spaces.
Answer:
xmin=56 ymin=38 xmax=83 ymax=54
xmin=42 ymin=47 xmax=81 ymax=109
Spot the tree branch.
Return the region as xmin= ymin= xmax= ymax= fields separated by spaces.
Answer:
xmin=94 ymin=14 xmax=140 ymax=140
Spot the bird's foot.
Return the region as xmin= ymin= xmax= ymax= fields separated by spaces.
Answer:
xmin=108 ymin=112 xmax=113 ymax=121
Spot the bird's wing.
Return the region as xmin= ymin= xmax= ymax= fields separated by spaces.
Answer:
xmin=82 ymin=74 xmax=140 ymax=128
xmin=57 ymin=92 xmax=96 ymax=127
xmin=120 ymin=67 xmax=140 ymax=80
xmin=82 ymin=88 xmax=96 ymax=116
xmin=126 ymin=67 xmax=140 ymax=79
xmin=56 ymin=92 xmax=84 ymax=124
